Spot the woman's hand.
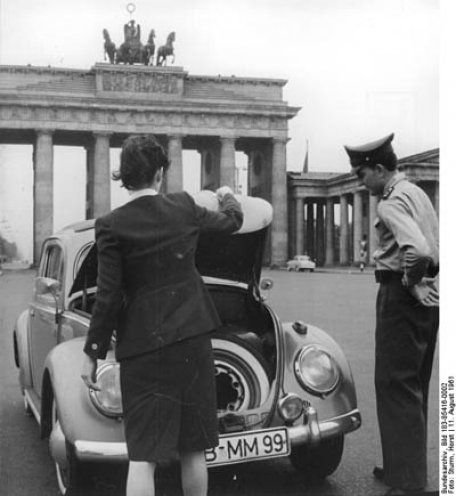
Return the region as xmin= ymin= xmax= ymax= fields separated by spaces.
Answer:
xmin=81 ymin=354 xmax=101 ymax=391
xmin=216 ymin=186 xmax=234 ymax=201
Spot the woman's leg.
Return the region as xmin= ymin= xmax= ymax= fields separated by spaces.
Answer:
xmin=126 ymin=461 xmax=156 ymax=496
xmin=180 ymin=450 xmax=208 ymax=496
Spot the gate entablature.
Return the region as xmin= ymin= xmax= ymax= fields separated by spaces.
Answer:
xmin=0 ymin=64 xmax=298 ymax=139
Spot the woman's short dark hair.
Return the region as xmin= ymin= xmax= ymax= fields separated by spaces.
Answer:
xmin=112 ymin=135 xmax=170 ymax=190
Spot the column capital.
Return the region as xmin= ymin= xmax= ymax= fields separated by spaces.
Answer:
xmin=168 ymin=133 xmax=185 ymax=141
xmin=92 ymin=131 xmax=112 ymax=138
xmin=36 ymin=129 xmax=54 ymax=138
xmin=272 ymin=136 xmax=290 ymax=145
xmin=219 ymin=136 xmax=237 ymax=143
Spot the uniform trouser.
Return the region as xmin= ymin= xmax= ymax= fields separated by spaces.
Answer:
xmin=375 ymin=281 xmax=439 ymax=490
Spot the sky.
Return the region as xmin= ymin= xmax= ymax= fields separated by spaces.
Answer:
xmin=0 ymin=0 xmax=442 ymax=261
xmin=0 ymin=0 xmax=439 ymax=169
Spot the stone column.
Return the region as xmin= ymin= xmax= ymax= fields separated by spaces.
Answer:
xmin=33 ymin=130 xmax=54 ymax=265
xmin=219 ymin=137 xmax=236 ymax=189
xmin=295 ymin=197 xmax=304 ymax=255
xmin=316 ymin=201 xmax=325 ymax=266
xmin=434 ymin=182 xmax=439 ymax=216
xmin=248 ymin=150 xmax=270 ymax=199
xmin=325 ymin=197 xmax=335 ymax=266
xmin=85 ymin=142 xmax=95 ymax=219
xmin=353 ymin=191 xmax=363 ymax=263
xmin=167 ymin=135 xmax=183 ymax=193
xmin=339 ymin=194 xmax=349 ymax=265
xmin=369 ymin=194 xmax=379 ymax=264
xmin=200 ymin=148 xmax=220 ymax=191
xmin=270 ymin=138 xmax=288 ymax=266
xmin=86 ymin=133 xmax=111 ymax=218
xmin=306 ymin=202 xmax=314 ymax=258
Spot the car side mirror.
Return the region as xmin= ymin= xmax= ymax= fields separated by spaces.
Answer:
xmin=35 ymin=277 xmax=61 ymax=297
xmin=35 ymin=277 xmax=63 ymax=323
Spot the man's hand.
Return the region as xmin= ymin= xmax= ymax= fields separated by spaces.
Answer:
xmin=81 ymin=354 xmax=101 ymax=391
xmin=216 ymin=186 xmax=234 ymax=201
xmin=408 ymin=277 xmax=439 ymax=307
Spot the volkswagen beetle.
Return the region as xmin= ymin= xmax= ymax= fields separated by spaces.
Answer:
xmin=13 ymin=193 xmax=361 ymax=494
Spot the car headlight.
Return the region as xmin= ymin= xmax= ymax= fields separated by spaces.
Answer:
xmin=89 ymin=362 xmax=123 ymax=417
xmin=294 ymin=345 xmax=340 ymax=396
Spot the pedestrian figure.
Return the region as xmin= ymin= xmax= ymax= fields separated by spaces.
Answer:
xmin=359 ymin=235 xmax=368 ymax=272
xmin=80 ymin=134 xmax=243 ymax=496
xmin=344 ymin=132 xmax=439 ymax=496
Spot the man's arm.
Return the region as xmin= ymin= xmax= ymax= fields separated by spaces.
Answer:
xmin=378 ymin=199 xmax=432 ymax=287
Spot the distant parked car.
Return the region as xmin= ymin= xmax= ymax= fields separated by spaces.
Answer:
xmin=286 ymin=255 xmax=316 ymax=272
xmin=13 ymin=194 xmax=360 ymax=495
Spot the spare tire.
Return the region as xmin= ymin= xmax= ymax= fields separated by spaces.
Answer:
xmin=211 ymin=336 xmax=271 ymax=412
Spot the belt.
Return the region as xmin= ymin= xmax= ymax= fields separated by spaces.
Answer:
xmin=375 ymin=266 xmax=440 ymax=284
xmin=375 ymin=271 xmax=403 ymax=284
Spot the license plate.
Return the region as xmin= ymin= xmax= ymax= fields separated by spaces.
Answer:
xmin=205 ymin=427 xmax=290 ymax=466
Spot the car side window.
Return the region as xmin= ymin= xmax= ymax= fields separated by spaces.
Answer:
xmin=73 ymin=242 xmax=94 ymax=280
xmin=41 ymin=244 xmax=64 ymax=284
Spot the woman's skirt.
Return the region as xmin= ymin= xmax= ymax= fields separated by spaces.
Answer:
xmin=119 ymin=333 xmax=219 ymax=462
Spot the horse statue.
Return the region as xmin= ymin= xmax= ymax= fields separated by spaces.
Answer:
xmin=156 ymin=31 xmax=175 ymax=66
xmin=144 ymin=29 xmax=156 ymax=66
xmin=116 ymin=19 xmax=147 ymax=65
xmin=102 ymin=29 xmax=116 ymax=64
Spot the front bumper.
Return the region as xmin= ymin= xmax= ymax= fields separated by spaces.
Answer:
xmin=50 ymin=407 xmax=361 ymax=465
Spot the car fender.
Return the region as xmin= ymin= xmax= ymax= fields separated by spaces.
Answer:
xmin=281 ymin=322 xmax=358 ymax=421
xmin=13 ymin=309 xmax=32 ymax=390
xmin=41 ymin=337 xmax=124 ymax=445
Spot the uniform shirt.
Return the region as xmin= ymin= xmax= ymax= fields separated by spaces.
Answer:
xmin=374 ymin=172 xmax=439 ymax=287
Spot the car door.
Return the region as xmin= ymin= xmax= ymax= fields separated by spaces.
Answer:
xmin=29 ymin=241 xmax=65 ymax=398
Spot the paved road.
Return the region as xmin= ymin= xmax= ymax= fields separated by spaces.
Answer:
xmin=0 ymin=268 xmax=439 ymax=496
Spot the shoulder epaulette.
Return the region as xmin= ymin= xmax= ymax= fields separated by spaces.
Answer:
xmin=383 ymin=185 xmax=395 ymax=200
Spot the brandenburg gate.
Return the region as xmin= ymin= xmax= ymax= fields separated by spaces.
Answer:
xmin=0 ymin=64 xmax=300 ymax=265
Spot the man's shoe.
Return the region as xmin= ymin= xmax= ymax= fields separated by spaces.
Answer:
xmin=373 ymin=466 xmax=385 ymax=480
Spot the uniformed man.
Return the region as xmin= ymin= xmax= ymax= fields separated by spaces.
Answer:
xmin=344 ymin=133 xmax=439 ymax=496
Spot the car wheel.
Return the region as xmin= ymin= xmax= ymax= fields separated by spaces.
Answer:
xmin=289 ymin=435 xmax=344 ymax=481
xmin=51 ymin=399 xmax=85 ymax=495
xmin=212 ymin=336 xmax=271 ymax=412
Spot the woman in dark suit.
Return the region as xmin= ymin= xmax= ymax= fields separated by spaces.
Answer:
xmin=81 ymin=134 xmax=243 ymax=496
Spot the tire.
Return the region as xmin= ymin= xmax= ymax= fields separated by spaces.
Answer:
xmin=289 ymin=435 xmax=344 ymax=481
xmin=211 ymin=336 xmax=271 ymax=412
xmin=51 ymin=398 xmax=85 ymax=495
